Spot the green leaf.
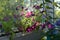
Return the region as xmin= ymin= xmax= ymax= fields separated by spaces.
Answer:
xmin=45 ymin=6 xmax=52 ymax=9
xmin=35 ymin=14 xmax=42 ymax=22
xmin=9 ymin=32 xmax=15 ymax=40
xmin=40 ymin=4 xmax=43 ymax=8
xmin=45 ymin=0 xmax=52 ymax=3
xmin=0 ymin=7 xmax=4 ymax=12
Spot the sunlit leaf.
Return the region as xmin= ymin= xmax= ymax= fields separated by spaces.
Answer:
xmin=0 ymin=7 xmax=4 ymax=12
xmin=52 ymin=2 xmax=58 ymax=7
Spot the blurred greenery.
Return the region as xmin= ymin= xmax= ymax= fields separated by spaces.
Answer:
xmin=55 ymin=10 xmax=60 ymax=18
xmin=0 ymin=0 xmax=24 ymax=40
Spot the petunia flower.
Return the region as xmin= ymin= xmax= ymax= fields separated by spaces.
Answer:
xmin=55 ymin=19 xmax=60 ymax=26
xmin=13 ymin=14 xmax=17 ymax=18
xmin=33 ymin=5 xmax=40 ymax=9
xmin=25 ymin=11 xmax=32 ymax=18
xmin=3 ymin=16 xmax=10 ymax=21
xmin=31 ymin=25 xmax=36 ymax=30
xmin=41 ymin=24 xmax=46 ymax=30
xmin=13 ymin=14 xmax=20 ymax=19
xmin=45 ymin=21 xmax=51 ymax=25
xmin=26 ymin=22 xmax=37 ymax=32
xmin=26 ymin=27 xmax=31 ymax=32
xmin=48 ymin=24 xmax=54 ymax=30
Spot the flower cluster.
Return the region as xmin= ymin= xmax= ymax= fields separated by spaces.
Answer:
xmin=26 ymin=22 xmax=40 ymax=32
xmin=25 ymin=11 xmax=35 ymax=18
xmin=41 ymin=21 xmax=55 ymax=30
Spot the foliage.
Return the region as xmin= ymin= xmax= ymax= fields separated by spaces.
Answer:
xmin=0 ymin=0 xmax=60 ymax=40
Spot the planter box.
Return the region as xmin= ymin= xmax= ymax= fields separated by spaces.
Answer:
xmin=0 ymin=30 xmax=44 ymax=40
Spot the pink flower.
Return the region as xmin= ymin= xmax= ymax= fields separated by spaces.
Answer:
xmin=48 ymin=24 xmax=54 ymax=29
xmin=31 ymin=25 xmax=36 ymax=30
xmin=26 ymin=27 xmax=31 ymax=32
xmin=27 ymin=29 xmax=31 ymax=32
xmin=25 ymin=11 xmax=32 ymax=18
